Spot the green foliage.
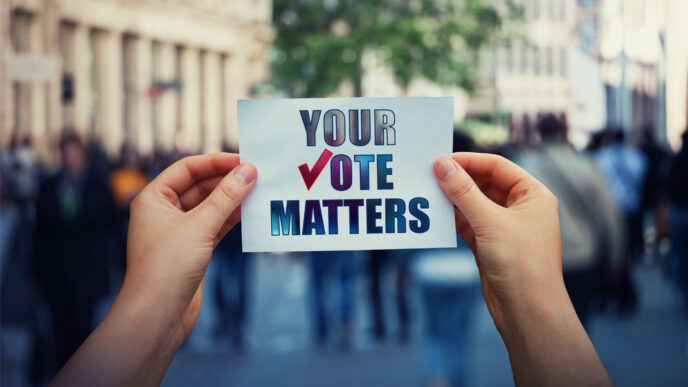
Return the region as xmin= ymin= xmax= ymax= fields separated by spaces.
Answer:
xmin=272 ymin=0 xmax=520 ymax=97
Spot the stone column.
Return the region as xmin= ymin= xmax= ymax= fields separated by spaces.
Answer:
xmin=28 ymin=10 xmax=47 ymax=147
xmin=135 ymin=37 xmax=154 ymax=156
xmin=43 ymin=0 xmax=62 ymax=144
xmin=94 ymin=29 xmax=124 ymax=156
xmin=71 ymin=24 xmax=92 ymax=137
xmin=153 ymin=42 xmax=178 ymax=152
xmin=124 ymin=35 xmax=154 ymax=156
xmin=179 ymin=46 xmax=201 ymax=152
xmin=221 ymin=54 xmax=247 ymax=149
xmin=0 ymin=0 xmax=11 ymax=145
xmin=202 ymin=51 xmax=221 ymax=153
xmin=12 ymin=12 xmax=31 ymax=140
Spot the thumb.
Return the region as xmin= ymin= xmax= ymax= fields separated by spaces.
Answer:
xmin=192 ymin=162 xmax=257 ymax=235
xmin=434 ymin=156 xmax=495 ymax=225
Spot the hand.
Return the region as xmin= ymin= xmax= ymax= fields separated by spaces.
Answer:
xmin=124 ymin=153 xmax=257 ymax=338
xmin=434 ymin=153 xmax=611 ymax=386
xmin=50 ymin=153 xmax=257 ymax=387
xmin=434 ymin=152 xmax=562 ymax=328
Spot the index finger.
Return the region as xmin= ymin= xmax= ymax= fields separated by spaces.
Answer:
xmin=149 ymin=153 xmax=241 ymax=196
xmin=452 ymin=152 xmax=537 ymax=194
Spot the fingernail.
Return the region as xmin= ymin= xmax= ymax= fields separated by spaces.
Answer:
xmin=233 ymin=163 xmax=257 ymax=185
xmin=437 ymin=157 xmax=458 ymax=180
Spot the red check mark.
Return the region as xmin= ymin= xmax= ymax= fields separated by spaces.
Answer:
xmin=298 ymin=149 xmax=333 ymax=190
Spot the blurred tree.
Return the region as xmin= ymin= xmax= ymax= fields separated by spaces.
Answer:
xmin=271 ymin=0 xmax=522 ymax=97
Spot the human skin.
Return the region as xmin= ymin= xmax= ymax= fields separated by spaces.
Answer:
xmin=50 ymin=153 xmax=257 ymax=386
xmin=50 ymin=152 xmax=611 ymax=387
xmin=434 ymin=153 xmax=612 ymax=387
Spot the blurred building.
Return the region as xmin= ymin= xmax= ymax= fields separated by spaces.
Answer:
xmin=467 ymin=0 xmax=576 ymax=145
xmin=566 ymin=0 xmax=606 ymax=148
xmin=361 ymin=50 xmax=470 ymax=124
xmin=599 ymin=0 xmax=688 ymax=150
xmin=0 ymin=0 xmax=272 ymax=159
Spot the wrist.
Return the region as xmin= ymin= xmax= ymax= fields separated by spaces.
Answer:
xmin=51 ymin=278 xmax=189 ymax=387
xmin=489 ymin=272 xmax=611 ymax=386
xmin=112 ymin=277 xmax=188 ymax=354
xmin=494 ymin=274 xmax=574 ymax=346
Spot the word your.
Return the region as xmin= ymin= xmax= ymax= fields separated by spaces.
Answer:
xmin=300 ymin=109 xmax=396 ymax=147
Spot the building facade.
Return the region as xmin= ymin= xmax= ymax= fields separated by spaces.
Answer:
xmin=1 ymin=0 xmax=272 ymax=159
xmin=599 ymin=0 xmax=688 ymax=150
xmin=466 ymin=0 xmax=576 ymax=145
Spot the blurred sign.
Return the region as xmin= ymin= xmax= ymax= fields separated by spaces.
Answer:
xmin=8 ymin=54 xmax=55 ymax=81
xmin=238 ymin=97 xmax=457 ymax=252
xmin=148 ymin=79 xmax=182 ymax=99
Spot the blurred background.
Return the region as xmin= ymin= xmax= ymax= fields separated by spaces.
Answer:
xmin=1 ymin=0 xmax=688 ymax=386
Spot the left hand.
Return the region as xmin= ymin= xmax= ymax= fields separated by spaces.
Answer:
xmin=50 ymin=153 xmax=257 ymax=387
xmin=122 ymin=153 xmax=257 ymax=337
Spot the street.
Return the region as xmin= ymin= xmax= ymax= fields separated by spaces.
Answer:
xmin=2 ymin=253 xmax=687 ymax=386
xmin=161 ymin=254 xmax=687 ymax=386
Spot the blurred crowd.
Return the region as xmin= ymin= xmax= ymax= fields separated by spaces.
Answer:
xmin=1 ymin=118 xmax=687 ymax=385
xmin=0 ymin=132 xmax=186 ymax=383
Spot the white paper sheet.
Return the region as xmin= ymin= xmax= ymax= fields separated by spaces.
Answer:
xmin=238 ymin=97 xmax=457 ymax=252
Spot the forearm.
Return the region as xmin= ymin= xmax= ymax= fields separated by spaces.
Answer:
xmin=498 ymin=283 xmax=612 ymax=387
xmin=50 ymin=285 xmax=186 ymax=387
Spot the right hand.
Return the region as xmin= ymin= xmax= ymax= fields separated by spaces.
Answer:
xmin=433 ymin=153 xmax=564 ymax=333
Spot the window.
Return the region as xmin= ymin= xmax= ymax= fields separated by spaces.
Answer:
xmin=560 ymin=47 xmax=567 ymax=77
xmin=533 ymin=47 xmax=540 ymax=75
xmin=580 ymin=0 xmax=595 ymax=9
xmin=546 ymin=47 xmax=553 ymax=75
xmin=521 ymin=44 xmax=528 ymax=74
xmin=506 ymin=44 xmax=513 ymax=72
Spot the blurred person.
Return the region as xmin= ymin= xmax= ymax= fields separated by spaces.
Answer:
xmin=410 ymin=132 xmax=483 ymax=385
xmin=667 ymin=129 xmax=688 ymax=309
xmin=0 ymin=134 xmax=39 ymax=256
xmin=519 ymin=115 xmax=624 ymax=326
xmin=368 ymin=134 xmax=480 ymax=348
xmin=585 ymin=131 xmax=606 ymax=154
xmin=593 ymin=128 xmax=646 ymax=313
xmin=639 ymin=126 xmax=671 ymax=213
xmin=639 ymin=126 xmax=672 ymax=261
xmin=412 ymin=131 xmax=482 ymax=385
xmin=110 ymin=143 xmax=148 ymax=209
xmin=146 ymin=148 xmax=169 ymax=178
xmin=0 ymin=134 xmax=39 ymax=208
xmin=0 ymin=133 xmax=39 ymax=320
xmin=211 ymin=142 xmax=252 ymax=350
xmin=415 ymin=239 xmax=480 ymax=386
xmin=31 ymin=132 xmax=117 ymax=380
xmin=109 ymin=143 xmax=149 ymax=278
xmin=49 ymin=153 xmax=612 ymax=386
xmin=452 ymin=131 xmax=477 ymax=153
xmin=309 ymin=251 xmax=356 ymax=348
xmin=594 ymin=129 xmax=647 ymax=260
xmin=212 ymin=227 xmax=251 ymax=350
xmin=367 ymin=249 xmax=411 ymax=342
xmin=86 ymin=138 xmax=113 ymax=178
xmin=0 ymin=134 xmax=41 ymax=382
xmin=146 ymin=146 xmax=187 ymax=179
